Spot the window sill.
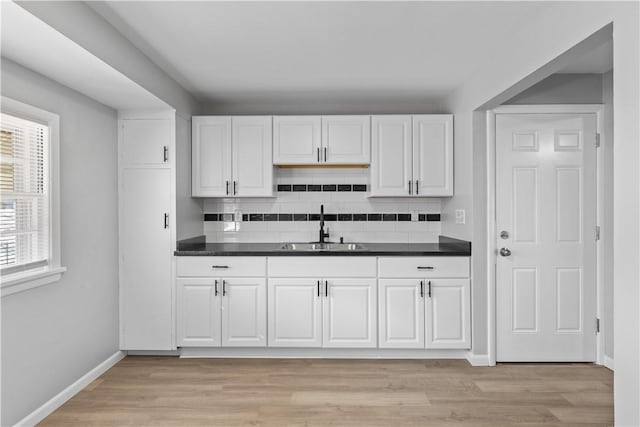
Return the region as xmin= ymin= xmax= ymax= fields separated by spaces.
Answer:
xmin=1 ymin=266 xmax=67 ymax=297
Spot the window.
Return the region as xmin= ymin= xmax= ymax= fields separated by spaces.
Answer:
xmin=1 ymin=97 xmax=64 ymax=296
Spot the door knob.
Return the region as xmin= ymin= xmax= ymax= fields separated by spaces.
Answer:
xmin=500 ymin=230 xmax=509 ymax=239
xmin=499 ymin=247 xmax=512 ymax=257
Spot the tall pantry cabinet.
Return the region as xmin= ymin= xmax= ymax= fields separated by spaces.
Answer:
xmin=119 ymin=110 xmax=176 ymax=350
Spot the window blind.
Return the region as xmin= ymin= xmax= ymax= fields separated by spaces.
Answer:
xmin=0 ymin=113 xmax=49 ymax=274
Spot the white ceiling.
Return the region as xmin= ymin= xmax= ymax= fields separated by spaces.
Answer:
xmin=1 ymin=1 xmax=168 ymax=111
xmin=90 ymin=1 xmax=557 ymax=107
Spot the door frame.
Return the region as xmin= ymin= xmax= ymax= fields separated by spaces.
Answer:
xmin=486 ymin=104 xmax=605 ymax=366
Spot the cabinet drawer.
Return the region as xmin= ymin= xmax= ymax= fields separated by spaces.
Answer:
xmin=177 ymin=257 xmax=266 ymax=277
xmin=378 ymin=257 xmax=469 ymax=278
xmin=268 ymin=257 xmax=376 ymax=277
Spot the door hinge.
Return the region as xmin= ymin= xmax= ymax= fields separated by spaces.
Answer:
xmin=596 ymin=226 xmax=601 ymax=241
xmin=595 ymin=133 xmax=601 ymax=148
xmin=596 ymin=318 xmax=600 ymax=333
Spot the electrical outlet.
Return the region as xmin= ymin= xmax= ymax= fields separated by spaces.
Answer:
xmin=455 ymin=209 xmax=466 ymax=224
xmin=411 ymin=211 xmax=419 ymax=222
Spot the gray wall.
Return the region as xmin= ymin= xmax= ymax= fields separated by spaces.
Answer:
xmin=504 ymin=73 xmax=603 ymax=105
xmin=1 ymin=59 xmax=119 ymax=426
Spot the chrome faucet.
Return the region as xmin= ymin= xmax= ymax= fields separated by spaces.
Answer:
xmin=318 ymin=204 xmax=330 ymax=243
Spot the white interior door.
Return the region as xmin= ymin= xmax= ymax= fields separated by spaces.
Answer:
xmin=323 ymin=278 xmax=377 ymax=348
xmin=268 ymin=278 xmax=322 ymax=347
xmin=221 ymin=278 xmax=266 ymax=347
xmin=496 ymin=113 xmax=597 ymax=361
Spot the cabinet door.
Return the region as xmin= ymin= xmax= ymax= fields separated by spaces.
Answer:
xmin=273 ymin=116 xmax=321 ymax=164
xmin=221 ymin=278 xmax=267 ymax=347
xmin=323 ymin=279 xmax=377 ymax=348
xmin=378 ymin=279 xmax=425 ymax=349
xmin=268 ymin=278 xmax=322 ymax=347
xmin=121 ymin=119 xmax=172 ymax=167
xmin=412 ymin=115 xmax=453 ymax=197
xmin=232 ymin=116 xmax=273 ymax=197
xmin=425 ymin=279 xmax=470 ymax=349
xmin=176 ymin=278 xmax=221 ymax=347
xmin=120 ymin=168 xmax=173 ymax=350
xmin=321 ymin=116 xmax=371 ymax=164
xmin=370 ymin=115 xmax=413 ymax=196
xmin=192 ymin=116 xmax=232 ymax=197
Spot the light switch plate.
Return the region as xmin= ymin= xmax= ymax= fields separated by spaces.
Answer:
xmin=455 ymin=209 xmax=466 ymax=224
xmin=411 ymin=211 xmax=419 ymax=222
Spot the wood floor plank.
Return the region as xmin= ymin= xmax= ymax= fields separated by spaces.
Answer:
xmin=38 ymin=357 xmax=613 ymax=427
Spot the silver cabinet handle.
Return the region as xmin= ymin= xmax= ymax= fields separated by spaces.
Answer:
xmin=163 ymin=146 xmax=169 ymax=162
xmin=427 ymin=281 xmax=432 ymax=298
xmin=233 ymin=181 xmax=237 ymax=195
xmin=211 ymin=265 xmax=229 ymax=269
xmin=408 ymin=180 xmax=412 ymax=195
xmin=324 ymin=147 xmax=327 ymax=162
xmin=226 ymin=180 xmax=229 ymax=195
xmin=417 ymin=266 xmax=434 ymax=270
xmin=420 ymin=280 xmax=424 ymax=298
xmin=214 ymin=280 xmax=219 ymax=296
xmin=415 ymin=180 xmax=419 ymax=195
xmin=500 ymin=248 xmax=512 ymax=257
xmin=164 ymin=213 xmax=169 ymax=229
xmin=325 ymin=280 xmax=328 ymax=297
xmin=317 ymin=280 xmax=321 ymax=297
xmin=222 ymin=280 xmax=227 ymax=296
xmin=317 ymin=147 xmax=320 ymax=163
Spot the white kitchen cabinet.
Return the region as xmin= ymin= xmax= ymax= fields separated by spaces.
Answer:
xmin=323 ymin=279 xmax=377 ymax=348
xmin=425 ymin=279 xmax=470 ymax=349
xmin=370 ymin=115 xmax=413 ymax=196
xmin=273 ymin=116 xmax=321 ymax=164
xmin=176 ymin=276 xmax=267 ymax=347
xmin=221 ymin=278 xmax=267 ymax=347
xmin=121 ymin=118 xmax=172 ymax=167
xmin=119 ymin=114 xmax=175 ymax=351
xmin=378 ymin=257 xmax=470 ymax=350
xmin=321 ymin=116 xmax=371 ymax=164
xmin=378 ymin=279 xmax=425 ymax=349
xmin=370 ymin=114 xmax=453 ymax=197
xmin=232 ymin=116 xmax=273 ymax=197
xmin=413 ymin=115 xmax=453 ymax=197
xmin=272 ymin=115 xmax=370 ymax=165
xmin=177 ymin=278 xmax=221 ymax=347
xmin=192 ymin=117 xmax=231 ymax=197
xmin=192 ymin=116 xmax=272 ymax=197
xmin=268 ymin=278 xmax=323 ymax=347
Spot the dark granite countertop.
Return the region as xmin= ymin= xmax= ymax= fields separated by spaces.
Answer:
xmin=174 ymin=235 xmax=471 ymax=257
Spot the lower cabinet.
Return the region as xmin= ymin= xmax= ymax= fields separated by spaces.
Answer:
xmin=379 ymin=278 xmax=470 ymax=349
xmin=268 ymin=278 xmax=377 ymax=348
xmin=177 ymin=277 xmax=266 ymax=347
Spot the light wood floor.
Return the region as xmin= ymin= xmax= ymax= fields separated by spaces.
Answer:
xmin=40 ymin=357 xmax=613 ymax=426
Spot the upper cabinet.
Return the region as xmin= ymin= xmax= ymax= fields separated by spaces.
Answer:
xmin=192 ymin=116 xmax=273 ymax=197
xmin=273 ymin=116 xmax=321 ymax=164
xmin=370 ymin=114 xmax=453 ymax=197
xmin=273 ymin=115 xmax=370 ymax=165
xmin=121 ymin=118 xmax=172 ymax=167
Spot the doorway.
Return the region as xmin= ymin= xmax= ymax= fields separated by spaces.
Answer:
xmin=492 ymin=106 xmax=602 ymax=362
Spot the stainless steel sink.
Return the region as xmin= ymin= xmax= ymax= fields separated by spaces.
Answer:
xmin=279 ymin=242 xmax=367 ymax=252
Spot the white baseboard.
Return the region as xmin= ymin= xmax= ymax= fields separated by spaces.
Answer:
xmin=15 ymin=350 xmax=125 ymax=427
xmin=466 ymin=352 xmax=491 ymax=366
xmin=603 ymin=355 xmax=614 ymax=371
xmin=180 ymin=347 xmax=469 ymax=359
